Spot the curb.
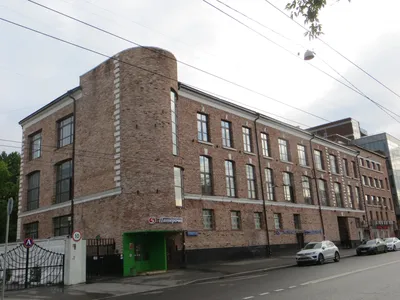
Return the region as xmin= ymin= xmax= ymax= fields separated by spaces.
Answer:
xmin=185 ymin=253 xmax=356 ymax=285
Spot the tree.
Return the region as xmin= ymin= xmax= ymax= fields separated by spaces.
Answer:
xmin=285 ymin=0 xmax=351 ymax=39
xmin=0 ymin=151 xmax=21 ymax=244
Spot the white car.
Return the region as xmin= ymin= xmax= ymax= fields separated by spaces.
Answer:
xmin=296 ymin=240 xmax=340 ymax=266
xmin=384 ymin=237 xmax=400 ymax=251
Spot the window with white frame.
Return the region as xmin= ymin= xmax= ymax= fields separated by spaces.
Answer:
xmin=347 ymin=185 xmax=354 ymax=208
xmin=334 ymin=182 xmax=343 ymax=207
xmin=242 ymin=127 xmax=252 ymax=152
xmin=231 ymin=211 xmax=241 ymax=230
xmin=225 ymin=160 xmax=236 ymax=197
xmin=254 ymin=212 xmax=262 ymax=229
xmin=278 ymin=139 xmax=289 ymax=161
xmin=283 ymin=172 xmax=294 ymax=202
xmin=202 ymin=209 xmax=214 ymax=230
xmin=246 ymin=165 xmax=257 ymax=199
xmin=265 ymin=168 xmax=275 ymax=201
xmin=221 ymin=120 xmax=233 ymax=148
xmin=29 ymin=131 xmax=42 ymax=160
xmin=318 ymin=179 xmax=329 ymax=206
xmin=199 ymin=156 xmax=213 ymax=195
xmin=174 ymin=167 xmax=183 ymax=207
xmin=329 ymin=154 xmax=338 ymax=174
xmin=297 ymin=145 xmax=307 ymax=166
xmin=274 ymin=213 xmax=282 ymax=229
xmin=171 ymin=90 xmax=178 ymax=155
xmin=261 ymin=133 xmax=270 ymax=157
xmin=197 ymin=113 xmax=209 ymax=142
xmin=301 ymin=176 xmax=312 ymax=204
xmin=314 ymin=150 xmax=324 ymax=170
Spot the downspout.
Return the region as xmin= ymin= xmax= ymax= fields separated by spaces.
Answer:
xmin=356 ymin=151 xmax=372 ymax=239
xmin=68 ymin=91 xmax=77 ymax=234
xmin=309 ymin=135 xmax=326 ymax=240
xmin=254 ymin=113 xmax=271 ymax=257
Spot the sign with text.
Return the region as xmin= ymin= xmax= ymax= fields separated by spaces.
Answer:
xmin=148 ymin=217 xmax=183 ymax=225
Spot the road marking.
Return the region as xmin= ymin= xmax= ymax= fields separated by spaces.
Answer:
xmin=274 ymin=289 xmax=284 ymax=292
xmin=243 ymin=297 xmax=254 ymax=299
xmin=259 ymin=292 xmax=270 ymax=296
xmin=197 ymin=273 xmax=268 ymax=285
xmin=289 ymin=286 xmax=296 ymax=289
xmin=300 ymin=259 xmax=400 ymax=286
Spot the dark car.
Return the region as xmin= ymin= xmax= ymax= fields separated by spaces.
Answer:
xmin=356 ymin=238 xmax=387 ymax=255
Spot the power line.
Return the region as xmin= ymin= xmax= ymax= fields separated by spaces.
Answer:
xmin=207 ymin=0 xmax=400 ymax=124
xmin=25 ymin=0 xmax=329 ymax=122
xmin=263 ymin=0 xmax=400 ymax=101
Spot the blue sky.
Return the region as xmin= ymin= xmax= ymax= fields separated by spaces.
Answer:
xmin=2 ymin=0 xmax=400 ymax=153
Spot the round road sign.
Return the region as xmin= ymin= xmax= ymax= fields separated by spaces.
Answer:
xmin=23 ymin=238 xmax=34 ymax=249
xmin=148 ymin=217 xmax=156 ymax=225
xmin=72 ymin=230 xmax=82 ymax=242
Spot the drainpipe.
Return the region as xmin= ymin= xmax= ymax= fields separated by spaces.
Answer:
xmin=356 ymin=151 xmax=372 ymax=239
xmin=254 ymin=114 xmax=271 ymax=257
xmin=309 ymin=135 xmax=326 ymax=240
xmin=68 ymin=91 xmax=77 ymax=234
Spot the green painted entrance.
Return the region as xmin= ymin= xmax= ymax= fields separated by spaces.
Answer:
xmin=123 ymin=231 xmax=168 ymax=276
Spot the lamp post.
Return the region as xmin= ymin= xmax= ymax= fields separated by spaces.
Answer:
xmin=1 ymin=197 xmax=13 ymax=300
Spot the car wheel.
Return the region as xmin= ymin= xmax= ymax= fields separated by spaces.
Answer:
xmin=334 ymin=251 xmax=340 ymax=262
xmin=357 ymin=252 xmax=361 ymax=256
xmin=394 ymin=245 xmax=397 ymax=251
xmin=317 ymin=254 xmax=324 ymax=265
xmin=384 ymin=246 xmax=388 ymax=253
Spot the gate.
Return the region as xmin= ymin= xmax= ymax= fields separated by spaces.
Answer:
xmin=86 ymin=238 xmax=123 ymax=282
xmin=0 ymin=244 xmax=64 ymax=291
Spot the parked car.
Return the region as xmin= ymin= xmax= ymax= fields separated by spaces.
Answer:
xmin=384 ymin=237 xmax=400 ymax=251
xmin=296 ymin=241 xmax=340 ymax=266
xmin=356 ymin=238 xmax=387 ymax=255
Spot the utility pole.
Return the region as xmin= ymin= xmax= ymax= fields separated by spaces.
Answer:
xmin=1 ymin=197 xmax=13 ymax=300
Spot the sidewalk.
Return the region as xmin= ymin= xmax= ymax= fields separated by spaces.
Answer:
xmin=5 ymin=248 xmax=356 ymax=299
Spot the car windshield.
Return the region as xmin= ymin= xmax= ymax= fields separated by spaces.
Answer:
xmin=304 ymin=243 xmax=322 ymax=249
xmin=365 ymin=240 xmax=377 ymax=245
xmin=385 ymin=238 xmax=393 ymax=242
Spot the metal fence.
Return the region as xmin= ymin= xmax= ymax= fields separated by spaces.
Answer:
xmin=0 ymin=244 xmax=64 ymax=291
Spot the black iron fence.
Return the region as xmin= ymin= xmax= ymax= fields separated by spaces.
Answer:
xmin=86 ymin=238 xmax=123 ymax=282
xmin=0 ymin=244 xmax=64 ymax=291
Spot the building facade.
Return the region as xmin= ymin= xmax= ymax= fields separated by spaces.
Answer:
xmin=17 ymin=47 xmax=397 ymax=275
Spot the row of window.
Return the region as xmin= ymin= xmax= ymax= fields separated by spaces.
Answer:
xmin=369 ymin=210 xmax=390 ymax=221
xmin=29 ymin=115 xmax=74 ymax=160
xmin=183 ymin=155 xmax=363 ymax=209
xmin=362 ymin=175 xmax=389 ymax=190
xmin=27 ymin=160 xmax=72 ymax=211
xmin=202 ymin=209 xmax=302 ymax=231
xmin=24 ymin=215 xmax=71 ymax=239
xmin=365 ymin=194 xmax=392 ymax=209
xmin=359 ymin=158 xmax=381 ymax=171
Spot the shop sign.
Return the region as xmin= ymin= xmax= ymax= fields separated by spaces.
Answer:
xmin=377 ymin=225 xmax=389 ymax=230
xmin=186 ymin=231 xmax=198 ymax=237
xmin=376 ymin=220 xmax=393 ymax=225
xmin=148 ymin=217 xmax=183 ymax=224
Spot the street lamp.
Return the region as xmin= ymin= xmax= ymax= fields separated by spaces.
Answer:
xmin=304 ymin=50 xmax=315 ymax=61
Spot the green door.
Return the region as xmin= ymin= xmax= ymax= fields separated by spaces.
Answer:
xmin=134 ymin=235 xmax=151 ymax=273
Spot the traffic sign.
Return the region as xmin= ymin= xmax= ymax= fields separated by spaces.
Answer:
xmin=148 ymin=217 xmax=156 ymax=225
xmin=23 ymin=238 xmax=34 ymax=249
xmin=72 ymin=230 xmax=82 ymax=242
xmin=7 ymin=198 xmax=13 ymax=216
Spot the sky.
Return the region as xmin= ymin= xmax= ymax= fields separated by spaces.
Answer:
xmin=1 ymin=0 xmax=400 ymax=154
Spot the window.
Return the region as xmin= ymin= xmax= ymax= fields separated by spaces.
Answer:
xmin=371 ymin=196 xmax=376 ymax=205
xmin=365 ymin=195 xmax=370 ymax=205
xmin=369 ymin=177 xmax=374 ymax=187
xmin=27 ymin=172 xmax=40 ymax=211
xmin=347 ymin=185 xmax=353 ymax=208
xmin=242 ymin=127 xmax=252 ymax=152
xmin=197 ymin=113 xmax=209 ymax=142
xmin=53 ymin=215 xmax=72 ymax=236
xmin=374 ymin=178 xmax=379 ymax=188
xmin=379 ymin=179 xmax=383 ymax=189
xmin=386 ymin=212 xmax=389 ymax=220
xmin=371 ymin=162 xmax=375 ymax=170
xmin=343 ymin=158 xmax=349 ymax=176
xmin=261 ymin=133 xmax=270 ymax=157
xmin=202 ymin=209 xmax=214 ymax=230
xmin=383 ymin=197 xmax=387 ymax=207
xmin=231 ymin=211 xmax=241 ymax=230
xmin=58 ymin=115 xmax=74 ymax=147
xmin=369 ymin=210 xmax=373 ymax=220
xmin=279 ymin=139 xmax=289 ymax=161
xmin=363 ymin=175 xmax=368 ymax=186
xmin=301 ymin=176 xmax=313 ymax=205
xmin=221 ymin=120 xmax=233 ymax=148
xmin=29 ymin=131 xmax=42 ymax=160
xmin=254 ymin=212 xmax=262 ymax=229
xmin=225 ymin=161 xmax=236 ymax=197
xmin=377 ymin=197 xmax=381 ymax=205
xmin=274 ymin=213 xmax=282 ymax=229
xmin=265 ymin=168 xmax=275 ymax=201
xmin=283 ymin=172 xmax=294 ymax=202
xmin=366 ymin=160 xmax=371 ymax=168
xmin=293 ymin=214 xmax=301 ymax=230
xmin=174 ymin=167 xmax=183 ymax=207
xmin=389 ymin=198 xmax=392 ymax=210
xmin=376 ymin=211 xmax=379 ymax=220
xmin=355 ymin=186 xmax=361 ymax=209
xmin=377 ymin=164 xmax=381 ymax=171
xmin=380 ymin=211 xmax=384 ymax=220
xmin=359 ymin=158 xmax=364 ymax=166
xmin=297 ymin=145 xmax=307 ymax=166
xmin=318 ymin=179 xmax=329 ymax=206
xmin=334 ymin=182 xmax=343 ymax=207
xmin=171 ymin=90 xmax=178 ymax=155
xmin=314 ymin=150 xmax=324 ymax=170
xmin=24 ymin=222 xmax=38 ymax=239
xmin=246 ymin=165 xmax=257 ymax=199
xmin=352 ymin=161 xmax=358 ymax=178
xmin=56 ymin=160 xmax=72 ymax=203
xmin=329 ymin=155 xmax=338 ymax=173
xmin=199 ymin=156 xmax=213 ymax=195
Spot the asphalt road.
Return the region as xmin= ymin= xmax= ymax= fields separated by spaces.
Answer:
xmin=120 ymin=251 xmax=400 ymax=300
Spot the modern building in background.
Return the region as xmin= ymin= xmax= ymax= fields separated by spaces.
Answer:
xmin=17 ymin=47 xmax=396 ymax=276
xmin=308 ymin=119 xmax=400 ymax=230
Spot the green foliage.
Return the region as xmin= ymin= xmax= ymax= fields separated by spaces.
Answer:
xmin=0 ymin=151 xmax=21 ymax=243
xmin=285 ymin=0 xmax=350 ymax=39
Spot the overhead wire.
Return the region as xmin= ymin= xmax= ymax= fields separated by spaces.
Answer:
xmin=25 ymin=0 xmax=329 ymax=123
xmin=263 ymin=0 xmax=400 ymax=101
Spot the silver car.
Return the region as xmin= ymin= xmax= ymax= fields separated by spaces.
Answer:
xmin=296 ymin=241 xmax=340 ymax=265
xmin=384 ymin=237 xmax=400 ymax=251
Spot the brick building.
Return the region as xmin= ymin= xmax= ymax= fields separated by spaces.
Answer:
xmin=17 ymin=47 xmax=396 ymax=275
